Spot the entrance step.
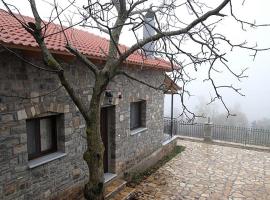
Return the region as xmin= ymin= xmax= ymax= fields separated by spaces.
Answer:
xmin=104 ymin=173 xmax=118 ymax=186
xmin=110 ymin=187 xmax=136 ymax=200
xmin=105 ymin=179 xmax=127 ymax=200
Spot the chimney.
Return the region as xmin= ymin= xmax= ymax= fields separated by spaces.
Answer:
xmin=143 ymin=10 xmax=156 ymax=57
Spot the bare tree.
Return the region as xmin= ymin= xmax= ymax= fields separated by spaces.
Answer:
xmin=1 ymin=0 xmax=269 ymax=199
xmin=253 ymin=118 xmax=270 ymax=129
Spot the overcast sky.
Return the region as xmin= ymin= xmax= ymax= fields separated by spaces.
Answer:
xmin=176 ymin=0 xmax=270 ymax=122
xmin=1 ymin=0 xmax=270 ymax=122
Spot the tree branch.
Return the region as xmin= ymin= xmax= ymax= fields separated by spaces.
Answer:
xmin=0 ymin=43 xmax=60 ymax=73
xmin=115 ymin=71 xmax=166 ymax=92
xmin=118 ymin=0 xmax=230 ymax=63
xmin=66 ymin=45 xmax=99 ymax=76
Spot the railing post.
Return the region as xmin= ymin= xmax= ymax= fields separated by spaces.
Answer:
xmin=204 ymin=117 xmax=213 ymax=142
xmin=170 ymin=93 xmax=174 ymax=138
xmin=244 ymin=128 xmax=248 ymax=145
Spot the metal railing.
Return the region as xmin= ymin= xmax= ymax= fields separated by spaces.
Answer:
xmin=164 ymin=118 xmax=270 ymax=147
xmin=164 ymin=117 xmax=177 ymax=136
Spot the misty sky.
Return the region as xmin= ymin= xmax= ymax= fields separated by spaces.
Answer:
xmin=163 ymin=0 xmax=270 ymax=122
xmin=1 ymin=0 xmax=270 ymax=122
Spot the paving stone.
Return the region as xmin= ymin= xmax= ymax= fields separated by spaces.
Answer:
xmin=133 ymin=140 xmax=270 ymax=199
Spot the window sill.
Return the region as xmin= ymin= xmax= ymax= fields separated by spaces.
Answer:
xmin=130 ymin=127 xmax=147 ymax=136
xmin=28 ymin=152 xmax=67 ymax=169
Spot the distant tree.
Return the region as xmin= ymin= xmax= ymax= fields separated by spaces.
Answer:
xmin=251 ymin=120 xmax=257 ymax=128
xmin=194 ymin=96 xmax=219 ymax=123
xmin=213 ymin=103 xmax=249 ymax=126
xmin=194 ymin=100 xmax=249 ymax=126
xmin=253 ymin=118 xmax=270 ymax=129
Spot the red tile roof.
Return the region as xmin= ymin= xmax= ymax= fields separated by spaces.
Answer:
xmin=0 ymin=9 xmax=172 ymax=71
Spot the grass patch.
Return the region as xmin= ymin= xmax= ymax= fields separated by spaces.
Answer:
xmin=124 ymin=145 xmax=185 ymax=187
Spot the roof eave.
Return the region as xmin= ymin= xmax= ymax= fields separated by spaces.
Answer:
xmin=0 ymin=42 xmax=171 ymax=71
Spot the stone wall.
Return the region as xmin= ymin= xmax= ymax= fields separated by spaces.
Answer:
xmin=0 ymin=51 xmax=90 ymax=200
xmin=0 ymin=50 xmax=165 ymax=199
xmin=112 ymin=67 xmax=165 ymax=173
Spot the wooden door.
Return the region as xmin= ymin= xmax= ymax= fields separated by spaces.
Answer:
xmin=100 ymin=107 xmax=108 ymax=173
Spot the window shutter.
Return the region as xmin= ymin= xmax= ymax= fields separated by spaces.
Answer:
xmin=26 ymin=115 xmax=58 ymax=160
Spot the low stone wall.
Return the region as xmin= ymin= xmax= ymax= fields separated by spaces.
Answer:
xmin=123 ymin=136 xmax=178 ymax=176
xmin=50 ymin=181 xmax=85 ymax=200
xmin=177 ymin=135 xmax=270 ymax=153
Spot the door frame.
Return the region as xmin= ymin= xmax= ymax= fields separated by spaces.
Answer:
xmin=100 ymin=105 xmax=116 ymax=173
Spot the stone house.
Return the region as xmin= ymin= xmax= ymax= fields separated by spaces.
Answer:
xmin=0 ymin=10 xmax=179 ymax=199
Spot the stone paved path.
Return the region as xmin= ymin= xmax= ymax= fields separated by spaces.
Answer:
xmin=134 ymin=140 xmax=270 ymax=200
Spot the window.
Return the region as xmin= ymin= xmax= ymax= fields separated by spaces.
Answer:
xmin=26 ymin=115 xmax=58 ymax=160
xmin=130 ymin=100 xmax=146 ymax=130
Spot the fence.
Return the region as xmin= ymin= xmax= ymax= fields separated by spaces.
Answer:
xmin=164 ymin=118 xmax=270 ymax=147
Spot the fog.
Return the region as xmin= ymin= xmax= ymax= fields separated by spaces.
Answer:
xmin=1 ymin=0 xmax=270 ymax=123
xmin=162 ymin=1 xmax=270 ymax=123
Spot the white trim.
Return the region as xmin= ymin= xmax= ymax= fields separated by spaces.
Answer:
xmin=162 ymin=135 xmax=178 ymax=146
xmin=28 ymin=152 xmax=66 ymax=169
xmin=104 ymin=173 xmax=117 ymax=183
xmin=130 ymin=127 xmax=148 ymax=136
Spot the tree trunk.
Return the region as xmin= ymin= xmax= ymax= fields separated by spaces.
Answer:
xmin=83 ymin=85 xmax=105 ymax=200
